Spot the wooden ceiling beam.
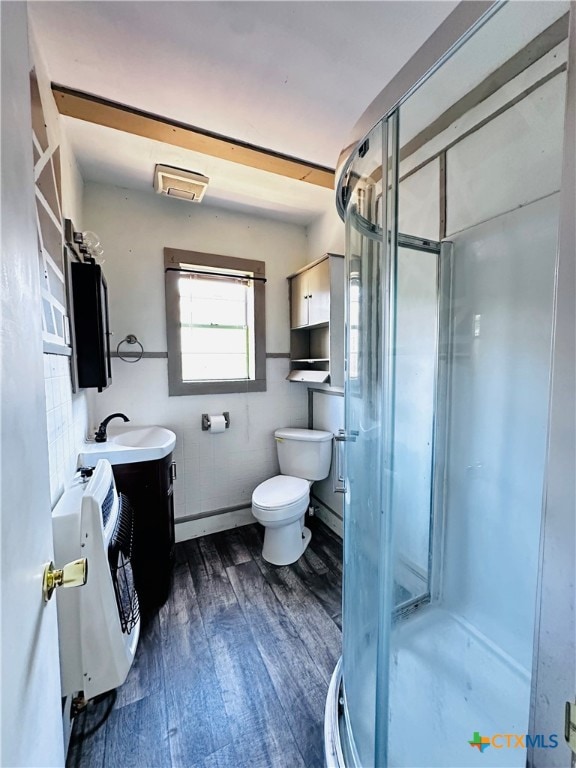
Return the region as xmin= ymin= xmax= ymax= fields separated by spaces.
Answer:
xmin=52 ymin=85 xmax=335 ymax=190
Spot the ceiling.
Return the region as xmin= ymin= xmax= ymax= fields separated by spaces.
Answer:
xmin=29 ymin=1 xmax=458 ymax=224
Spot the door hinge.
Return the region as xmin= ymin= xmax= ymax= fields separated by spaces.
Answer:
xmin=565 ymin=701 xmax=576 ymax=754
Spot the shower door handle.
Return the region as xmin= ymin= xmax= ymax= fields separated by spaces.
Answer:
xmin=334 ymin=429 xmax=358 ymax=442
xmin=334 ymin=429 xmax=356 ymax=494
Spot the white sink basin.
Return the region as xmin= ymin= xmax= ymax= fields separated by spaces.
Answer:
xmin=78 ymin=425 xmax=176 ymax=466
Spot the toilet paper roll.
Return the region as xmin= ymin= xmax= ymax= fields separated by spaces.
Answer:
xmin=209 ymin=414 xmax=226 ymax=433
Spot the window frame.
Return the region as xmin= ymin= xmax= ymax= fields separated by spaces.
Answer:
xmin=165 ymin=247 xmax=266 ymax=396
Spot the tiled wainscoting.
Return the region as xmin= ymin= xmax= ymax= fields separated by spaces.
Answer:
xmin=44 ymin=353 xmax=88 ymax=507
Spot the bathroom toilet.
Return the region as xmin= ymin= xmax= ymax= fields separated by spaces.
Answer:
xmin=251 ymin=427 xmax=333 ymax=565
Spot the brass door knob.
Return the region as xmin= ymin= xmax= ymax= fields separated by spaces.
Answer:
xmin=43 ymin=558 xmax=88 ymax=602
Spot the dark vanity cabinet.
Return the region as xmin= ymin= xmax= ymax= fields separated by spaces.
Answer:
xmin=112 ymin=453 xmax=176 ymax=618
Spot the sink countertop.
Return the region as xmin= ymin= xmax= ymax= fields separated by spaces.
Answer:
xmin=78 ymin=425 xmax=176 ymax=466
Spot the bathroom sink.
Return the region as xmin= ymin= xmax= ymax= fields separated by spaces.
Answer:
xmin=78 ymin=425 xmax=176 ymax=466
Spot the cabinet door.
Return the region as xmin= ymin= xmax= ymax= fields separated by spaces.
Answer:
xmin=290 ymin=271 xmax=309 ymax=328
xmin=307 ymin=258 xmax=330 ymax=326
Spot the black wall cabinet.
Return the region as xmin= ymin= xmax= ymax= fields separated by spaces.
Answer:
xmin=70 ymin=260 xmax=112 ymax=392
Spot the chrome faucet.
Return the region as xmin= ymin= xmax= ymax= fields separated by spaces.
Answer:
xmin=94 ymin=413 xmax=130 ymax=443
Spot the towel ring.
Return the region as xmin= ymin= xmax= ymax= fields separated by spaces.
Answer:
xmin=117 ymin=334 xmax=144 ymax=363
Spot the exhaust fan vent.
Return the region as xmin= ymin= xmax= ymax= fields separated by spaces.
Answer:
xmin=154 ymin=164 xmax=209 ymax=203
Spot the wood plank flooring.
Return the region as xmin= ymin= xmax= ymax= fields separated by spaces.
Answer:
xmin=67 ymin=519 xmax=342 ymax=768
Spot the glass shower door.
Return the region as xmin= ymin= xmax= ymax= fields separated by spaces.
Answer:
xmin=340 ymin=121 xmax=386 ymax=768
xmin=340 ymin=111 xmax=442 ymax=765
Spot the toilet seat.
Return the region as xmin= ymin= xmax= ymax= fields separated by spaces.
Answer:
xmin=252 ymin=475 xmax=310 ymax=525
xmin=252 ymin=475 xmax=309 ymax=509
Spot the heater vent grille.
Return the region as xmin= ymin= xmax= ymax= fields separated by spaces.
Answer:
xmin=154 ymin=164 xmax=209 ymax=203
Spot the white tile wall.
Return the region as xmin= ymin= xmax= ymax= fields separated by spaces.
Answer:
xmin=44 ymin=354 xmax=89 ymax=507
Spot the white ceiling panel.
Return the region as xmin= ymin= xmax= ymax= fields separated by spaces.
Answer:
xmin=63 ymin=116 xmax=334 ymax=224
xmin=29 ymin=1 xmax=458 ymax=219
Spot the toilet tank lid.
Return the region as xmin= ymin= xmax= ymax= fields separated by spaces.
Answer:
xmin=274 ymin=428 xmax=333 ymax=442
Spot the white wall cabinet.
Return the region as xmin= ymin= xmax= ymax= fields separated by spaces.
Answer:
xmin=290 ymin=271 xmax=309 ymax=328
xmin=287 ymin=253 xmax=344 ymax=387
xmin=290 ymin=257 xmax=331 ymax=328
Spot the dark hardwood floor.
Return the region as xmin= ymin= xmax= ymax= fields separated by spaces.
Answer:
xmin=67 ymin=519 xmax=342 ymax=768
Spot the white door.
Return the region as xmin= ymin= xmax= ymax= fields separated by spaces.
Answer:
xmin=1 ymin=4 xmax=65 ymax=766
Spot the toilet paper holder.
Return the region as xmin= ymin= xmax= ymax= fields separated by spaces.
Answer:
xmin=202 ymin=412 xmax=230 ymax=431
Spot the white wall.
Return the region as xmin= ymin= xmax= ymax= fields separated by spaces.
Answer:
xmin=83 ymin=183 xmax=309 ymax=525
xmin=304 ymin=198 xmax=347 ymax=540
xmin=305 ymin=196 xmax=346 ymax=539
xmin=59 ymin=132 xmax=84 ymax=231
xmin=310 ymin=389 xmax=344 ymax=536
xmin=29 ymin=27 xmax=90 ymax=508
xmin=306 ymin=205 xmax=345 ymax=262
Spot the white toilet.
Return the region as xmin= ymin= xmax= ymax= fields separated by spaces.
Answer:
xmin=251 ymin=427 xmax=333 ymax=565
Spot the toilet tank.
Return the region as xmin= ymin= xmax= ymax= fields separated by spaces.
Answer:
xmin=274 ymin=428 xmax=333 ymax=481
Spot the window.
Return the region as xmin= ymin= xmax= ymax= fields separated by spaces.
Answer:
xmin=165 ymin=248 xmax=266 ymax=395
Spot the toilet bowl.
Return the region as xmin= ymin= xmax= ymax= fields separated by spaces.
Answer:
xmin=251 ymin=428 xmax=333 ymax=565
xmin=252 ymin=475 xmax=312 ymax=565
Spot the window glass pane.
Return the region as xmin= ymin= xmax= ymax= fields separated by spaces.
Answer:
xmin=180 ymin=278 xmax=248 ymax=323
xmin=179 ymin=275 xmax=246 ymax=298
xmin=182 ymin=296 xmax=246 ymax=327
xmin=181 ymin=327 xmax=246 ymax=354
xmin=173 ymin=267 xmax=259 ymax=385
xmin=349 ymin=279 xmax=360 ymax=380
xmin=182 ymin=352 xmax=248 ymax=381
xmin=181 ymin=327 xmax=248 ymax=380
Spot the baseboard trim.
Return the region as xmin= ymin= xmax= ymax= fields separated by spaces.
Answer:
xmin=176 ymin=502 xmax=250 ymax=524
xmin=175 ymin=507 xmax=255 ymax=542
xmin=311 ymin=494 xmax=343 ymax=538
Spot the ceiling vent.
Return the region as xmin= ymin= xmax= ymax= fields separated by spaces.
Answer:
xmin=154 ymin=164 xmax=209 ymax=202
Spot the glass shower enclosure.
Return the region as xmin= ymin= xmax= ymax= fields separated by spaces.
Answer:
xmin=326 ymin=2 xmax=573 ymax=766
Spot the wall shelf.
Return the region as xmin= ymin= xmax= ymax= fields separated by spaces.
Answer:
xmin=291 ymin=358 xmax=330 ymax=363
